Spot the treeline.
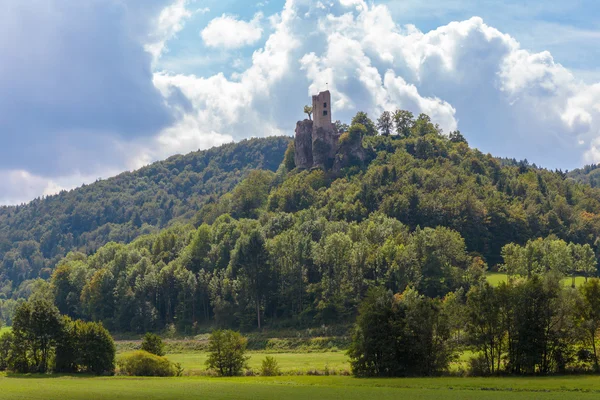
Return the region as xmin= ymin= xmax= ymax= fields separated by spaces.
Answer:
xmin=34 ymin=213 xmax=483 ymax=332
xmin=350 ymin=275 xmax=600 ymax=376
xmin=0 ymin=137 xmax=290 ymax=297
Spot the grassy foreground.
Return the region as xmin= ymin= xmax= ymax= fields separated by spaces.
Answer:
xmin=2 ymin=375 xmax=600 ymax=399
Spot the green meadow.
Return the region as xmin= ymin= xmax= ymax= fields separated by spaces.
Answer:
xmin=486 ymin=272 xmax=588 ymax=287
xmin=2 ymin=375 xmax=600 ymax=400
xmin=164 ymin=351 xmax=350 ymax=374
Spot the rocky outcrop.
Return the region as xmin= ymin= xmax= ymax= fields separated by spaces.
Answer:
xmin=333 ymin=131 xmax=368 ymax=173
xmin=312 ymin=126 xmax=338 ymax=170
xmin=294 ymin=120 xmax=313 ymax=170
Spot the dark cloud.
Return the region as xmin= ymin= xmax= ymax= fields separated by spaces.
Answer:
xmin=0 ymin=0 xmax=175 ymax=175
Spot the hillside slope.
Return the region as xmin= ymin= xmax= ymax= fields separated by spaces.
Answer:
xmin=21 ymin=112 xmax=600 ymax=333
xmin=0 ymin=136 xmax=290 ymax=293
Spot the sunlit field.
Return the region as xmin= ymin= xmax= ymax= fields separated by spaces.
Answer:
xmin=486 ymin=272 xmax=587 ymax=287
xmin=163 ymin=351 xmax=350 ymax=375
xmin=2 ymin=375 xmax=600 ymax=400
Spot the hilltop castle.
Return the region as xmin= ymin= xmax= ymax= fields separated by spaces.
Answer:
xmin=294 ymin=90 xmax=340 ymax=170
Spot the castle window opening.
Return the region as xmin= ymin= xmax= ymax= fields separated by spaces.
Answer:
xmin=323 ymin=110 xmax=328 ymax=116
xmin=324 ymin=102 xmax=327 ymax=108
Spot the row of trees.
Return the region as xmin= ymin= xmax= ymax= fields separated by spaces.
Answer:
xmin=0 ymin=299 xmax=115 ymax=374
xmin=350 ymin=276 xmax=600 ymax=376
xmin=42 ymin=212 xmax=484 ymax=333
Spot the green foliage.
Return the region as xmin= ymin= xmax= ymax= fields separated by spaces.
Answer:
xmin=0 ymin=137 xmax=290 ymax=296
xmin=260 ymin=355 xmax=281 ymax=376
xmin=206 ymin=330 xmax=249 ymax=376
xmin=283 ymin=141 xmax=296 ymax=172
xmin=11 ymin=299 xmax=63 ymax=373
xmin=0 ymin=331 xmax=12 ymax=371
xmin=141 ymin=332 xmax=165 ymax=357
xmin=349 ymin=287 xmax=454 ymax=377
xmin=576 ymin=278 xmax=600 ymax=371
xmin=377 ymin=111 xmax=393 ymax=136
xmin=117 ymin=350 xmax=175 ymax=377
xmin=351 ymin=112 xmax=377 ymax=137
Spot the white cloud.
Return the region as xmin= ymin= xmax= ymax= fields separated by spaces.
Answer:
xmin=9 ymin=0 xmax=600 ymax=205
xmin=201 ymin=13 xmax=264 ymax=49
xmin=158 ymin=0 xmax=600 ymax=170
xmin=145 ymin=0 xmax=193 ymax=62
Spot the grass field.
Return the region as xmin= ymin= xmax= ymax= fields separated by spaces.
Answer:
xmin=2 ymin=375 xmax=600 ymax=399
xmin=164 ymin=351 xmax=350 ymax=374
xmin=0 ymin=326 xmax=10 ymax=335
xmin=486 ymin=272 xmax=588 ymax=287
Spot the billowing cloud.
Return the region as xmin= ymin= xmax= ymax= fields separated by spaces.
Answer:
xmin=145 ymin=0 xmax=194 ymax=62
xmin=201 ymin=13 xmax=264 ymax=49
xmin=4 ymin=0 xmax=600 ymax=205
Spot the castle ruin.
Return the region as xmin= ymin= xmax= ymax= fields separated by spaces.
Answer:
xmin=294 ymin=90 xmax=339 ymax=170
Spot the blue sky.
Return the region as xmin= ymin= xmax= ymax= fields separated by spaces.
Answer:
xmin=2 ymin=0 xmax=600 ymax=204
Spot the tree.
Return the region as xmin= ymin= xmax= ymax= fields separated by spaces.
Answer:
xmin=230 ymin=229 xmax=272 ymax=329
xmin=466 ymin=283 xmax=505 ymax=374
xmin=393 ymin=110 xmax=414 ymax=137
xmin=283 ymin=141 xmax=296 ymax=172
xmin=206 ymin=330 xmax=248 ymax=376
xmin=11 ymin=299 xmax=63 ymax=373
xmin=334 ymin=120 xmax=349 ymax=133
xmin=348 ymin=287 xmax=400 ymax=377
xmin=577 ymin=279 xmax=600 ymax=371
xmin=349 ymin=287 xmax=454 ymax=377
xmin=303 ymin=105 xmax=313 ymax=120
xmin=141 ymin=332 xmax=165 ymax=356
xmin=351 ymin=112 xmax=377 ymax=136
xmin=449 ymin=130 xmax=467 ymax=144
xmin=377 ymin=111 xmax=393 ymax=136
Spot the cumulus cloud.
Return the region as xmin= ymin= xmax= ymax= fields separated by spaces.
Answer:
xmin=145 ymin=0 xmax=194 ymax=62
xmin=201 ymin=13 xmax=264 ymax=49
xmin=159 ymin=0 xmax=600 ymax=171
xmin=6 ymin=0 xmax=600 ymax=205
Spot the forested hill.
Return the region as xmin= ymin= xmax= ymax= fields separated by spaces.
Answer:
xmin=567 ymin=164 xmax=600 ymax=187
xmin=0 ymin=136 xmax=290 ymax=293
xmin=20 ymin=111 xmax=600 ymax=334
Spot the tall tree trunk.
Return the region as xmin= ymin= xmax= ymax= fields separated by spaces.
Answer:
xmin=256 ymin=300 xmax=261 ymax=329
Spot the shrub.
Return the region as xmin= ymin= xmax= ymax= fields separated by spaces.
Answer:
xmin=55 ymin=319 xmax=116 ymax=375
xmin=118 ymin=351 xmax=175 ymax=377
xmin=206 ymin=330 xmax=249 ymax=376
xmin=141 ymin=333 xmax=165 ymax=356
xmin=260 ymin=356 xmax=280 ymax=376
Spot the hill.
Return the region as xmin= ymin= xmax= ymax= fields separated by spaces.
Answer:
xmin=568 ymin=164 xmax=600 ymax=187
xmin=7 ymin=111 xmax=599 ymax=333
xmin=0 ymin=137 xmax=291 ymax=297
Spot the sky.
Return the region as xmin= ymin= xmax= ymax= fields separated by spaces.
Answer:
xmin=2 ymin=0 xmax=600 ymax=205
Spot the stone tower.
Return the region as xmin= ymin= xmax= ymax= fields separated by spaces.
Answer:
xmin=295 ymin=90 xmax=339 ymax=170
xmin=312 ymin=90 xmax=333 ymax=130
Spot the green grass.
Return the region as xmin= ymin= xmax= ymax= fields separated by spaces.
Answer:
xmin=486 ymin=272 xmax=588 ymax=287
xmin=154 ymin=351 xmax=350 ymax=374
xmin=0 ymin=326 xmax=10 ymax=335
xmin=2 ymin=375 xmax=600 ymax=399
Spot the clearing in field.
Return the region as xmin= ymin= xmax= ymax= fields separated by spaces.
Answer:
xmin=486 ymin=272 xmax=587 ymax=287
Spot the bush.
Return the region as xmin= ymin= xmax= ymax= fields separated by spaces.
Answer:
xmin=260 ymin=356 xmax=280 ymax=376
xmin=55 ymin=319 xmax=116 ymax=375
xmin=206 ymin=330 xmax=249 ymax=376
xmin=117 ymin=351 xmax=175 ymax=377
xmin=141 ymin=333 xmax=165 ymax=356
